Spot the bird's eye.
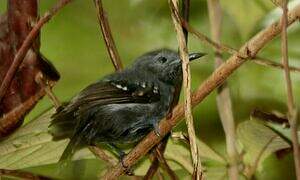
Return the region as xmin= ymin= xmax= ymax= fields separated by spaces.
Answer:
xmin=157 ymin=56 xmax=167 ymax=63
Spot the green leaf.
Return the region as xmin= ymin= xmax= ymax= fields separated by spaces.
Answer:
xmin=0 ymin=108 xmax=226 ymax=177
xmin=237 ymin=120 xmax=290 ymax=168
xmin=264 ymin=121 xmax=300 ymax=145
xmin=0 ymin=109 xmax=95 ymax=169
xmin=164 ymin=137 xmax=226 ymax=174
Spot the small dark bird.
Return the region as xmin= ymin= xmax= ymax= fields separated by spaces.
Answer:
xmin=49 ymin=49 xmax=204 ymax=163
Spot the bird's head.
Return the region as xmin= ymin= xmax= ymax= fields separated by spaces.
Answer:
xmin=131 ymin=49 xmax=205 ymax=85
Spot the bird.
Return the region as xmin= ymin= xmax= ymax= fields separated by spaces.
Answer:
xmin=49 ymin=48 xmax=205 ymax=164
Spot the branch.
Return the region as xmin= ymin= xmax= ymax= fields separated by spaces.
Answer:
xmin=155 ymin=147 xmax=178 ymax=180
xmin=280 ymin=1 xmax=300 ymax=179
xmin=181 ymin=0 xmax=190 ymax=43
xmin=0 ymin=88 xmax=45 ymax=136
xmin=144 ymin=137 xmax=172 ymax=180
xmin=0 ymin=169 xmax=52 ymax=180
xmin=0 ymin=0 xmax=72 ymax=102
xmin=170 ymin=0 xmax=203 ymax=179
xmin=207 ymin=0 xmax=239 ymax=180
xmin=252 ymin=58 xmax=300 ymax=73
xmin=102 ymin=4 xmax=300 ymax=179
xmin=180 ymin=16 xmax=300 ymax=73
xmin=143 ymin=154 xmax=160 ymax=180
xmin=94 ymin=0 xmax=123 ymax=71
xmin=35 ymin=72 xmax=61 ymax=109
xmin=89 ymin=146 xmax=117 ymax=167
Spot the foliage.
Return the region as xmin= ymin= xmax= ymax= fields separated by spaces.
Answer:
xmin=0 ymin=0 xmax=300 ymax=179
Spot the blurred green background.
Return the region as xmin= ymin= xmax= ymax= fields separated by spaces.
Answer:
xmin=1 ymin=0 xmax=300 ymax=179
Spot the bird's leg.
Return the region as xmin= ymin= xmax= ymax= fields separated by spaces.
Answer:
xmin=153 ymin=121 xmax=161 ymax=137
xmin=108 ymin=143 xmax=134 ymax=176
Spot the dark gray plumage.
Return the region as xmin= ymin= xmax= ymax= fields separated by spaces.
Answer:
xmin=49 ymin=49 xmax=204 ymax=162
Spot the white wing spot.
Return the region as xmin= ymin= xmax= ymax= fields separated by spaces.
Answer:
xmin=153 ymin=86 xmax=159 ymax=93
xmin=116 ymin=84 xmax=122 ymax=89
xmin=141 ymin=82 xmax=146 ymax=88
xmin=122 ymin=86 xmax=128 ymax=91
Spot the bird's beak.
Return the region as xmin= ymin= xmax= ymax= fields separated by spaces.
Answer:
xmin=170 ymin=52 xmax=206 ymax=66
xmin=189 ymin=52 xmax=206 ymax=61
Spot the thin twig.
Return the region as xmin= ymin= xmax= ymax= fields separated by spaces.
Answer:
xmin=144 ymin=137 xmax=172 ymax=180
xmin=89 ymin=146 xmax=117 ymax=167
xmin=102 ymin=4 xmax=300 ymax=179
xmin=155 ymin=148 xmax=178 ymax=180
xmin=144 ymin=137 xmax=169 ymax=180
xmin=207 ymin=1 xmax=239 ymax=180
xmin=92 ymin=0 xmax=125 ymax=169
xmin=181 ymin=0 xmax=190 ymax=43
xmin=35 ymin=72 xmax=61 ymax=109
xmin=94 ymin=0 xmax=123 ymax=71
xmin=252 ymin=58 xmax=300 ymax=73
xmin=180 ymin=17 xmax=300 ymax=73
xmin=144 ymin=0 xmax=190 ymax=177
xmin=0 ymin=0 xmax=72 ymax=103
xmin=280 ymin=1 xmax=300 ymax=179
xmin=144 ymin=154 xmax=160 ymax=180
xmin=0 ymin=169 xmax=52 ymax=180
xmin=170 ymin=0 xmax=203 ymax=179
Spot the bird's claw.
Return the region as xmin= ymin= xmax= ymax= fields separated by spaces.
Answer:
xmin=120 ymin=153 xmax=134 ymax=176
xmin=153 ymin=122 xmax=161 ymax=137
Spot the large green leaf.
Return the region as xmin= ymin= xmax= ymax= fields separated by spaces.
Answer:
xmin=237 ymin=120 xmax=290 ymax=169
xmin=0 ymin=108 xmax=226 ymax=178
xmin=165 ymin=137 xmax=226 ymax=174
xmin=0 ymin=109 xmax=94 ymax=169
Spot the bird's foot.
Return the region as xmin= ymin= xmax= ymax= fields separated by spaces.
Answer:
xmin=108 ymin=143 xmax=134 ymax=175
xmin=153 ymin=122 xmax=161 ymax=137
xmin=119 ymin=153 xmax=134 ymax=176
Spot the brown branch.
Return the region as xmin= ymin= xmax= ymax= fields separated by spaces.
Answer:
xmin=94 ymin=0 xmax=123 ymax=71
xmin=170 ymin=0 xmax=203 ymax=179
xmin=144 ymin=155 xmax=160 ymax=180
xmin=35 ymin=72 xmax=61 ymax=109
xmin=207 ymin=1 xmax=239 ymax=180
xmin=0 ymin=0 xmax=72 ymax=103
xmin=144 ymin=140 xmax=167 ymax=179
xmin=90 ymin=1 xmax=125 ymax=172
xmin=91 ymin=0 xmax=126 ymax=172
xmin=144 ymin=0 xmax=190 ymax=176
xmin=102 ymin=4 xmax=300 ymax=179
xmin=180 ymin=16 xmax=300 ymax=73
xmin=89 ymin=146 xmax=117 ymax=167
xmin=0 ymin=169 xmax=52 ymax=180
xmin=280 ymin=1 xmax=300 ymax=179
xmin=181 ymin=0 xmax=190 ymax=43
xmin=155 ymin=148 xmax=178 ymax=180
xmin=252 ymin=58 xmax=300 ymax=73
xmin=0 ymin=88 xmax=45 ymax=136
xmin=144 ymin=137 xmax=169 ymax=180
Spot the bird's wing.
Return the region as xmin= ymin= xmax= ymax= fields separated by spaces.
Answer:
xmin=50 ymin=80 xmax=161 ymax=161
xmin=69 ymin=80 xmax=160 ymax=112
xmin=50 ymin=80 xmax=160 ymax=138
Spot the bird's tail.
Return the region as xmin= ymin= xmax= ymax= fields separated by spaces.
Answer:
xmin=59 ymin=136 xmax=82 ymax=162
xmin=49 ymin=103 xmax=76 ymax=140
